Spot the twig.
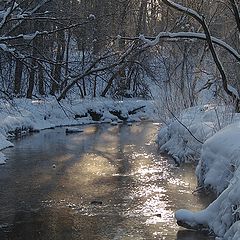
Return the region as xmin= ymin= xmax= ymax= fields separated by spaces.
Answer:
xmin=168 ymin=108 xmax=204 ymax=144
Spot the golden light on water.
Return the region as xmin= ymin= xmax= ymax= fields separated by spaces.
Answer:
xmin=52 ymin=153 xmax=74 ymax=163
xmin=64 ymin=153 xmax=117 ymax=197
xmin=130 ymin=125 xmax=142 ymax=134
xmin=20 ymin=123 xmax=213 ymax=240
xmin=82 ymin=125 xmax=98 ymax=134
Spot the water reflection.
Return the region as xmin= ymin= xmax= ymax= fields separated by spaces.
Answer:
xmin=0 ymin=122 xmax=214 ymax=240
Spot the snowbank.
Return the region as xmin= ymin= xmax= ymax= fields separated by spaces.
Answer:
xmin=157 ymin=105 xmax=236 ymax=163
xmin=196 ymin=123 xmax=240 ymax=194
xmin=158 ymin=104 xmax=240 ymax=239
xmin=176 ymin=122 xmax=240 ymax=239
xmin=0 ymin=97 xmax=157 ymax=163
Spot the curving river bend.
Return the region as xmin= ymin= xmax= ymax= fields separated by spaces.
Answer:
xmin=0 ymin=122 xmax=214 ymax=240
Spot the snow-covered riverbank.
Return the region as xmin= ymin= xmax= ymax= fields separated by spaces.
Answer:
xmin=0 ymin=98 xmax=158 ymax=164
xmin=158 ymin=104 xmax=240 ymax=239
xmin=3 ymin=97 xmax=240 ymax=239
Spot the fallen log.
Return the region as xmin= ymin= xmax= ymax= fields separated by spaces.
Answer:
xmin=128 ymin=105 xmax=146 ymax=115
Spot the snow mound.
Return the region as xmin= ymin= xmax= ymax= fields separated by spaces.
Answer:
xmin=157 ymin=105 xmax=232 ymax=163
xmin=196 ymin=122 xmax=240 ymax=194
xmin=176 ymin=122 xmax=240 ymax=239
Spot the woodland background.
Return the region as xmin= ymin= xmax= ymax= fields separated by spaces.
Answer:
xmin=1 ymin=0 xmax=240 ymax=112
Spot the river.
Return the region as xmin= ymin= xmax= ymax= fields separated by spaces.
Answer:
xmin=0 ymin=122 xmax=214 ymax=240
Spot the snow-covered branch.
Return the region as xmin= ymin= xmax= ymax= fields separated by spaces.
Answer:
xmin=3 ymin=0 xmax=52 ymax=36
xmin=229 ymin=0 xmax=240 ymax=34
xmin=136 ymin=32 xmax=240 ymax=62
xmin=57 ymin=44 xmax=139 ymax=101
xmin=0 ymin=20 xmax=93 ymax=43
xmin=0 ymin=43 xmax=15 ymax=53
xmin=161 ymin=0 xmax=240 ymax=107
xmin=0 ymin=0 xmax=53 ymax=53
xmin=0 ymin=1 xmax=19 ymax=29
xmin=162 ymin=0 xmax=203 ymax=21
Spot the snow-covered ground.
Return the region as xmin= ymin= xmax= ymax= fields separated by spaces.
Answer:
xmin=158 ymin=104 xmax=240 ymax=163
xmin=158 ymin=104 xmax=240 ymax=239
xmin=0 ymin=97 xmax=158 ymax=163
xmin=2 ymin=96 xmax=240 ymax=239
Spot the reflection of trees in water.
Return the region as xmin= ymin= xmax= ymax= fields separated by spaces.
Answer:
xmin=177 ymin=230 xmax=215 ymax=240
xmin=0 ymin=123 xmax=212 ymax=240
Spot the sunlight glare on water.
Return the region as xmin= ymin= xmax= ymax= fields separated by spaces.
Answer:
xmin=0 ymin=122 xmax=215 ymax=240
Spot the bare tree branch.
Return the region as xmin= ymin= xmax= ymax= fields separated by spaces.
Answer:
xmin=161 ymin=0 xmax=237 ymax=102
xmin=229 ymin=0 xmax=240 ymax=33
xmin=122 ymin=32 xmax=240 ymax=62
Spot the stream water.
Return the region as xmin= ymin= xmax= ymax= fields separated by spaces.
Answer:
xmin=0 ymin=122 xmax=214 ymax=240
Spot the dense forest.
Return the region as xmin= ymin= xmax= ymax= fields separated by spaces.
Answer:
xmin=0 ymin=0 xmax=239 ymax=112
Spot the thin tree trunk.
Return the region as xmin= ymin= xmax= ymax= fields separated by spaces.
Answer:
xmin=50 ymin=30 xmax=65 ymax=95
xmin=27 ymin=60 xmax=36 ymax=99
xmin=38 ymin=63 xmax=45 ymax=95
xmin=93 ymin=76 xmax=97 ymax=97
xmin=14 ymin=59 xmax=23 ymax=96
xmin=136 ymin=0 xmax=148 ymax=35
xmin=63 ymin=28 xmax=71 ymax=90
xmin=81 ymin=44 xmax=87 ymax=96
xmin=27 ymin=39 xmax=37 ymax=99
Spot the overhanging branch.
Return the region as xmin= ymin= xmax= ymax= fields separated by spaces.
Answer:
xmin=161 ymin=0 xmax=237 ymax=101
xmin=122 ymin=32 xmax=240 ymax=62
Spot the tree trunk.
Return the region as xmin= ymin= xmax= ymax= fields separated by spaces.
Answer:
xmin=50 ymin=30 xmax=65 ymax=95
xmin=26 ymin=60 xmax=36 ymax=99
xmin=93 ymin=76 xmax=97 ymax=98
xmin=14 ymin=59 xmax=23 ymax=96
xmin=27 ymin=39 xmax=37 ymax=99
xmin=38 ymin=63 xmax=45 ymax=95
xmin=136 ymin=0 xmax=148 ymax=35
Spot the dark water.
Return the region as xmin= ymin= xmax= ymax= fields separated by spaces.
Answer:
xmin=0 ymin=122 xmax=214 ymax=240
